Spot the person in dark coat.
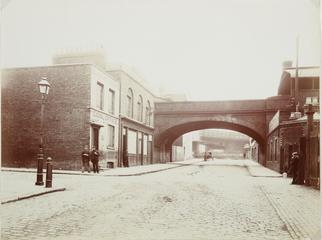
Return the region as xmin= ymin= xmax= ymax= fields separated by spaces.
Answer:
xmin=81 ymin=145 xmax=90 ymax=173
xmin=123 ymin=150 xmax=129 ymax=167
xmin=91 ymin=147 xmax=100 ymax=173
xmin=291 ymin=152 xmax=300 ymax=184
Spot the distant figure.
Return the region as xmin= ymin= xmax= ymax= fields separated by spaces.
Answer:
xmin=81 ymin=145 xmax=90 ymax=173
xmin=91 ymin=147 xmax=100 ymax=173
xmin=243 ymin=152 xmax=246 ymax=159
xmin=208 ymin=152 xmax=214 ymax=160
xmin=291 ymin=152 xmax=300 ymax=184
xmin=204 ymin=152 xmax=207 ymax=161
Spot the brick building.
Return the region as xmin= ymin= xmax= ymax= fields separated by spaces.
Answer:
xmin=2 ymin=63 xmax=120 ymax=170
xmin=2 ymin=50 xmax=157 ymax=170
xmin=266 ymin=65 xmax=320 ymax=188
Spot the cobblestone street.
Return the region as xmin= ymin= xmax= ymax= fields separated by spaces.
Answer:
xmin=1 ymin=159 xmax=320 ymax=240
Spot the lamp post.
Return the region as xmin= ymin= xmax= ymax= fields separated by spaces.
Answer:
xmin=35 ymin=77 xmax=50 ymax=186
xmin=303 ymin=97 xmax=319 ymax=186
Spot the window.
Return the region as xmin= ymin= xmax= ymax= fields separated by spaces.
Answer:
xmin=143 ymin=134 xmax=148 ymax=155
xmin=274 ymin=138 xmax=278 ymax=161
xmin=137 ymin=95 xmax=143 ymax=122
xmin=107 ymin=125 xmax=115 ymax=148
xmin=108 ymin=89 xmax=115 ymax=114
xmin=128 ymin=129 xmax=137 ymax=154
xmin=96 ymin=82 xmax=104 ymax=110
xmin=127 ymin=88 xmax=133 ymax=118
xmin=145 ymin=100 xmax=151 ymax=125
xmin=138 ymin=132 xmax=143 ymax=155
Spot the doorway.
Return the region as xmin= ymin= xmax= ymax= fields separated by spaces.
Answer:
xmin=92 ymin=126 xmax=100 ymax=150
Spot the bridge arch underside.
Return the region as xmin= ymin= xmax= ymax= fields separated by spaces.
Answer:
xmin=155 ymin=120 xmax=266 ymax=164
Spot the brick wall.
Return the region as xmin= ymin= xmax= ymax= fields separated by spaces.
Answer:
xmin=266 ymin=129 xmax=280 ymax=172
xmin=2 ymin=64 xmax=92 ymax=170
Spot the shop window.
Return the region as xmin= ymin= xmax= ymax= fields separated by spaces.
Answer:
xmin=128 ymin=129 xmax=137 ymax=154
xmin=138 ymin=132 xmax=143 ymax=155
xmin=143 ymin=134 xmax=148 ymax=155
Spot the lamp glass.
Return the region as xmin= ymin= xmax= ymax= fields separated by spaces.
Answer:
xmin=38 ymin=78 xmax=50 ymax=95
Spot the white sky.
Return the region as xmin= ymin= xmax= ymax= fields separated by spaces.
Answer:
xmin=1 ymin=0 xmax=320 ymax=100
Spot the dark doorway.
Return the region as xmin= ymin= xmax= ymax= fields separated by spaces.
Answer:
xmin=122 ymin=128 xmax=129 ymax=167
xmin=279 ymin=146 xmax=284 ymax=173
xmin=147 ymin=140 xmax=152 ymax=164
xmin=92 ymin=126 xmax=100 ymax=150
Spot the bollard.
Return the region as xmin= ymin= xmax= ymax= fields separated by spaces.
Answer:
xmin=45 ymin=157 xmax=53 ymax=188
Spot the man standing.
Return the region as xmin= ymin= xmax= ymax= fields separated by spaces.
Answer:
xmin=81 ymin=145 xmax=90 ymax=173
xmin=291 ymin=152 xmax=300 ymax=184
xmin=91 ymin=147 xmax=100 ymax=173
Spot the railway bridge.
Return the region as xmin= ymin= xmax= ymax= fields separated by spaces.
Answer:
xmin=153 ymin=96 xmax=292 ymax=165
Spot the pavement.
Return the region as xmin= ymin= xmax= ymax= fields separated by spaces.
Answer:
xmin=1 ymin=158 xmax=281 ymax=204
xmin=1 ymin=159 xmax=320 ymax=240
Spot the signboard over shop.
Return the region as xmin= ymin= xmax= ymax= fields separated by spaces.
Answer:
xmin=90 ymin=108 xmax=118 ymax=126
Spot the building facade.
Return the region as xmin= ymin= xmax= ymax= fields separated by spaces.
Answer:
xmin=266 ymin=66 xmax=320 ymax=188
xmin=2 ymin=63 xmax=120 ymax=170
xmin=106 ymin=66 xmax=155 ymax=167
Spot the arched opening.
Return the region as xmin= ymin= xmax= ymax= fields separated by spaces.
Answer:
xmin=126 ymin=88 xmax=134 ymax=118
xmin=155 ymin=120 xmax=266 ymax=165
xmin=171 ymin=129 xmax=257 ymax=162
xmin=145 ymin=100 xmax=151 ymax=126
xmin=137 ymin=95 xmax=143 ymax=122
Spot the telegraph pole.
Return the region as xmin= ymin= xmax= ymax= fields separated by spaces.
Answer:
xmin=294 ymin=35 xmax=300 ymax=107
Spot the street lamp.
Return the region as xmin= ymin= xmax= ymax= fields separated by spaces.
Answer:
xmin=35 ymin=77 xmax=50 ymax=186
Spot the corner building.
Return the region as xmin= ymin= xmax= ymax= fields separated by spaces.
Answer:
xmin=266 ymin=66 xmax=320 ymax=188
xmin=2 ymin=63 xmax=120 ymax=170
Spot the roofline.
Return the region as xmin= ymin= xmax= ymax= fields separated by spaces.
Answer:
xmin=283 ymin=66 xmax=320 ymax=70
xmin=106 ymin=69 xmax=160 ymax=99
xmin=1 ymin=63 xmax=94 ymax=71
xmin=154 ymin=98 xmax=267 ymax=104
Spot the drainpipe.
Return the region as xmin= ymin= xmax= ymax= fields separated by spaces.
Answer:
xmin=117 ymin=76 xmax=122 ymax=167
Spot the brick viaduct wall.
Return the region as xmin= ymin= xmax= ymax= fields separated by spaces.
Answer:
xmin=153 ymin=96 xmax=292 ymax=166
xmin=2 ymin=64 xmax=92 ymax=170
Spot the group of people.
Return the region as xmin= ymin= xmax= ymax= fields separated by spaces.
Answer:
xmin=81 ymin=145 xmax=100 ymax=173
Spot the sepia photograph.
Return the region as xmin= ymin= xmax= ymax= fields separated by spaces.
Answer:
xmin=1 ymin=0 xmax=321 ymax=239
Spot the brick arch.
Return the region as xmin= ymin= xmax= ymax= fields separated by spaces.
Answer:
xmin=157 ymin=120 xmax=265 ymax=149
xmin=153 ymin=98 xmax=292 ymax=165
xmin=155 ymin=120 xmax=266 ymax=164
